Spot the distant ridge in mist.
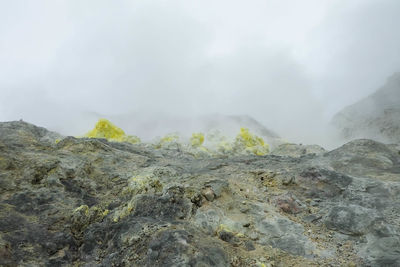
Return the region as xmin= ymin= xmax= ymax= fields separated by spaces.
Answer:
xmin=104 ymin=113 xmax=281 ymax=144
xmin=332 ymin=72 xmax=400 ymax=144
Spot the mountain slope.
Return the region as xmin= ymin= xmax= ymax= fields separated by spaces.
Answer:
xmin=332 ymin=72 xmax=400 ymax=144
xmin=105 ymin=113 xmax=280 ymax=142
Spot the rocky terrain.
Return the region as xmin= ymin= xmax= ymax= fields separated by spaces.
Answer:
xmin=332 ymin=72 xmax=400 ymax=144
xmin=1 ymin=120 xmax=400 ymax=266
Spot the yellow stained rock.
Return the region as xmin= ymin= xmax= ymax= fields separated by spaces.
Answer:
xmin=154 ymin=133 xmax=180 ymax=149
xmin=235 ymin=128 xmax=269 ymax=156
xmin=85 ymin=119 xmax=140 ymax=144
xmin=190 ymin=132 xmax=205 ymax=147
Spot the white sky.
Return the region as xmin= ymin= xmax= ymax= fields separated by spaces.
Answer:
xmin=0 ymin=0 xmax=399 ymax=143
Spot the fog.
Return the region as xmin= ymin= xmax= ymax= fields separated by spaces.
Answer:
xmin=1 ymin=0 xmax=399 ymax=147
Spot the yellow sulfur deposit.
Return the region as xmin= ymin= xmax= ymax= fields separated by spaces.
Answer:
xmin=113 ymin=200 xmax=135 ymax=222
xmin=235 ymin=128 xmax=269 ymax=156
xmin=160 ymin=134 xmax=179 ymax=143
xmin=190 ymin=132 xmax=205 ymax=147
xmin=85 ymin=119 xmax=140 ymax=144
xmin=71 ymin=205 xmax=109 ymax=232
xmin=154 ymin=133 xmax=180 ymax=149
xmin=123 ymin=174 xmax=163 ymax=196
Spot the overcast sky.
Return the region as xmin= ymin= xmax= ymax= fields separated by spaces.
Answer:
xmin=0 ymin=0 xmax=399 ymax=143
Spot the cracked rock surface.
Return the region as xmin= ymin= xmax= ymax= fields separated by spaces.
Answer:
xmin=1 ymin=121 xmax=400 ymax=266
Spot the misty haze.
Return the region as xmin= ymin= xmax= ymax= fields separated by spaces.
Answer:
xmin=1 ymin=1 xmax=400 ymax=266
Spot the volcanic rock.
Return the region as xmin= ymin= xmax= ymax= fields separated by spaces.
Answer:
xmin=1 ymin=121 xmax=400 ymax=266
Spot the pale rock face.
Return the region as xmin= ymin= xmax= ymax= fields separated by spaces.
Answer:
xmin=332 ymin=72 xmax=400 ymax=144
xmin=1 ymin=121 xmax=400 ymax=266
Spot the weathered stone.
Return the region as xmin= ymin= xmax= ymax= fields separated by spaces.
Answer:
xmin=202 ymin=187 xmax=215 ymax=201
xmin=1 ymin=120 xmax=399 ymax=266
xmin=324 ymin=205 xmax=382 ymax=235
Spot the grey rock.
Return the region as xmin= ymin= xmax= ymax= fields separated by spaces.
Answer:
xmin=324 ymin=205 xmax=382 ymax=235
xmin=194 ymin=208 xmax=222 ymax=234
xmin=201 ymin=187 xmax=215 ymax=201
xmin=1 ymin=120 xmax=400 ymax=266
xmin=133 ymin=186 xmax=193 ymax=220
xmin=321 ymin=139 xmax=400 ymax=181
xmin=145 ymin=229 xmax=229 ymax=267
xmin=204 ymin=179 xmax=230 ymax=198
xmin=271 ymin=143 xmax=326 ymax=157
xmin=256 ymin=217 xmax=315 ymax=256
xmin=360 ymin=235 xmax=400 ymax=267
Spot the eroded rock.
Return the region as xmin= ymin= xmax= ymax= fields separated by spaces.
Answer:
xmin=1 ymin=121 xmax=399 ymax=266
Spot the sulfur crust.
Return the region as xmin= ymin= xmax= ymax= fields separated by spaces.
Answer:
xmin=84 ymin=120 xmax=269 ymax=156
xmin=235 ymin=127 xmax=269 ymax=156
xmin=190 ymin=132 xmax=205 ymax=147
xmin=85 ymin=119 xmax=140 ymax=144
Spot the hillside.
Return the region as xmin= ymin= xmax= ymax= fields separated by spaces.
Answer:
xmin=332 ymin=72 xmax=400 ymax=144
xmin=1 ymin=121 xmax=400 ymax=266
